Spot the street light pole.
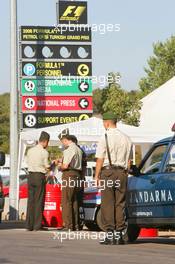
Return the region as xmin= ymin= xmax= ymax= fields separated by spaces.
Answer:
xmin=9 ymin=0 xmax=19 ymax=220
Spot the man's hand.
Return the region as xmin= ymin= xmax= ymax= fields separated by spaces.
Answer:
xmin=95 ymin=158 xmax=104 ymax=188
xmin=60 ymin=163 xmax=69 ymax=171
xmin=51 ymin=159 xmax=58 ymax=166
xmin=52 ymin=158 xmax=62 ymax=166
xmin=95 ymin=175 xmax=100 ymax=188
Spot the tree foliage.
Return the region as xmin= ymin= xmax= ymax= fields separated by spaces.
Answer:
xmin=0 ymin=93 xmax=10 ymax=153
xmin=139 ymin=36 xmax=175 ymax=96
xmin=93 ymin=73 xmax=141 ymax=126
xmin=103 ymin=85 xmax=141 ymax=126
xmin=93 ymin=87 xmax=108 ymax=114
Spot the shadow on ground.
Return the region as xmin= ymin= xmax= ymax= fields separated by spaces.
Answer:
xmin=133 ymin=237 xmax=175 ymax=245
xmin=0 ymin=221 xmax=26 ymax=230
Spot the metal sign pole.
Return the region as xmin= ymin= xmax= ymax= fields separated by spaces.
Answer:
xmin=9 ymin=0 xmax=19 ymax=220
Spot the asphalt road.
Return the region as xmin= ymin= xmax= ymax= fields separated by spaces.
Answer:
xmin=0 ymin=223 xmax=175 ymax=264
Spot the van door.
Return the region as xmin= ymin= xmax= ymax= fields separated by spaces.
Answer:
xmin=153 ymin=142 xmax=175 ymax=222
xmin=127 ymin=143 xmax=169 ymax=223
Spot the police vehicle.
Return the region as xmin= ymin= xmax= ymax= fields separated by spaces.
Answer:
xmin=83 ymin=126 xmax=175 ymax=242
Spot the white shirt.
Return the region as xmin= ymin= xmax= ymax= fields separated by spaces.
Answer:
xmin=95 ymin=128 xmax=132 ymax=169
xmin=27 ymin=144 xmax=49 ymax=174
xmin=63 ymin=143 xmax=82 ymax=170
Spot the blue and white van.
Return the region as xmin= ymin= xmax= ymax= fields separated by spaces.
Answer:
xmin=83 ymin=134 xmax=175 ymax=242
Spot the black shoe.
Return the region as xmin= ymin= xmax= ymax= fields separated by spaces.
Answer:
xmin=114 ymin=231 xmax=126 ymax=245
xmin=26 ymin=228 xmax=33 ymax=231
xmin=72 ymin=228 xmax=79 ymax=231
xmin=72 ymin=225 xmax=81 ymax=231
xmin=100 ymin=230 xmax=115 ymax=245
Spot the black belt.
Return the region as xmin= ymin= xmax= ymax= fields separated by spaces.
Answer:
xmin=64 ymin=168 xmax=81 ymax=173
xmin=102 ymin=165 xmax=126 ymax=171
xmin=29 ymin=172 xmax=45 ymax=175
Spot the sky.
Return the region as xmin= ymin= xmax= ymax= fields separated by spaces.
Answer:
xmin=0 ymin=0 xmax=175 ymax=94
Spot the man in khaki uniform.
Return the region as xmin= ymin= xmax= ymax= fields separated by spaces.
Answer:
xmin=95 ymin=112 xmax=132 ymax=245
xmin=26 ymin=131 xmax=50 ymax=231
xmin=58 ymin=133 xmax=82 ymax=231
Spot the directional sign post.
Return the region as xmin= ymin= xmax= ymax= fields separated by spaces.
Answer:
xmin=19 ymin=1 xmax=93 ymax=130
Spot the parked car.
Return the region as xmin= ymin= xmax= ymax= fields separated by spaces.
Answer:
xmin=0 ymin=152 xmax=5 ymax=222
xmin=83 ymin=133 xmax=175 ymax=242
xmin=1 ymin=168 xmax=28 ymax=199
xmin=0 ymin=174 xmax=5 ymax=222
xmin=85 ymin=161 xmax=96 ymax=182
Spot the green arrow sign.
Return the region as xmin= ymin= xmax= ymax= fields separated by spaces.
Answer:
xmin=21 ymin=79 xmax=92 ymax=95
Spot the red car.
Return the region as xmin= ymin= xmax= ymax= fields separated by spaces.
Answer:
xmin=2 ymin=171 xmax=28 ymax=199
xmin=0 ymin=174 xmax=5 ymax=222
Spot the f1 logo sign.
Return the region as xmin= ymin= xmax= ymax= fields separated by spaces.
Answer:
xmin=58 ymin=1 xmax=88 ymax=24
xmin=62 ymin=6 xmax=86 ymax=18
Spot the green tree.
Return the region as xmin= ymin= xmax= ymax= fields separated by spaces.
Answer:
xmin=93 ymin=88 xmax=103 ymax=113
xmin=93 ymin=87 xmax=108 ymax=114
xmin=139 ymin=36 xmax=175 ymax=97
xmin=0 ymin=93 xmax=10 ymax=153
xmin=103 ymin=74 xmax=141 ymax=126
xmin=93 ymin=73 xmax=121 ymax=114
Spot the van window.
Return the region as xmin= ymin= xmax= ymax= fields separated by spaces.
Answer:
xmin=164 ymin=144 xmax=175 ymax=172
xmin=140 ymin=144 xmax=168 ymax=174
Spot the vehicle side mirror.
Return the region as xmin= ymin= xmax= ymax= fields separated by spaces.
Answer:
xmin=129 ymin=165 xmax=140 ymax=176
xmin=0 ymin=152 xmax=5 ymax=166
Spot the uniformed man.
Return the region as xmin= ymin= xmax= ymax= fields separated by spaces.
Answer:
xmin=95 ymin=112 xmax=132 ymax=245
xmin=69 ymin=135 xmax=87 ymax=230
xmin=26 ymin=131 xmax=50 ymax=231
xmin=69 ymin=135 xmax=87 ymax=175
xmin=58 ymin=133 xmax=83 ymax=231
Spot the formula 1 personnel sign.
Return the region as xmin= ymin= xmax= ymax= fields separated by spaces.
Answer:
xmin=58 ymin=1 xmax=88 ymax=25
xmin=22 ymin=61 xmax=92 ymax=77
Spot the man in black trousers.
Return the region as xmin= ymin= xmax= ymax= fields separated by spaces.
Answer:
xmin=26 ymin=131 xmax=50 ymax=231
xmin=95 ymin=112 xmax=132 ymax=245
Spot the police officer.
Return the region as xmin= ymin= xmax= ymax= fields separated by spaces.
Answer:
xmin=26 ymin=131 xmax=50 ymax=231
xmin=69 ymin=136 xmax=87 ymax=196
xmin=95 ymin=112 xmax=132 ymax=245
xmin=69 ymin=135 xmax=87 ymax=229
xmin=58 ymin=133 xmax=82 ymax=231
